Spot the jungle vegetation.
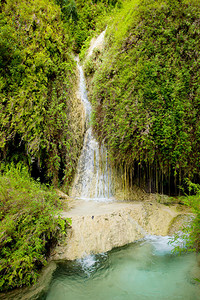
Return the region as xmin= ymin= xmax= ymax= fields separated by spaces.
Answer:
xmin=0 ymin=0 xmax=200 ymax=292
xmin=87 ymin=0 xmax=200 ymax=196
xmin=0 ymin=164 xmax=70 ymax=291
xmin=0 ymin=0 xmax=118 ymax=291
xmin=57 ymin=0 xmax=121 ymax=52
xmin=0 ymin=0 xmax=119 ymax=188
xmin=85 ymin=0 xmax=200 ymax=255
xmin=0 ymin=0 xmax=84 ymax=188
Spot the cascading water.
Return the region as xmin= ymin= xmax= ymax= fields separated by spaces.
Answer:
xmin=32 ymin=54 xmax=200 ymax=300
xmin=70 ymin=58 xmax=113 ymax=201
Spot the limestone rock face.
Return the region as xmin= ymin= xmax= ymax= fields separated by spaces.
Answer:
xmin=51 ymin=201 xmax=188 ymax=261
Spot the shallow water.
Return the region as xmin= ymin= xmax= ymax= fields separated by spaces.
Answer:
xmin=39 ymin=236 xmax=200 ymax=300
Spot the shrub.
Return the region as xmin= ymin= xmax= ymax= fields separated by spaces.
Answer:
xmin=0 ymin=164 xmax=70 ymax=291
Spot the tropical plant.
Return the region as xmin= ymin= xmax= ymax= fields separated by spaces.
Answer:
xmin=0 ymin=0 xmax=83 ymax=188
xmin=0 ymin=164 xmax=70 ymax=291
xmin=88 ymin=0 xmax=200 ymax=195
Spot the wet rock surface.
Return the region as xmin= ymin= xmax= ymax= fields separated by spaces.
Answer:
xmin=51 ymin=200 xmax=191 ymax=260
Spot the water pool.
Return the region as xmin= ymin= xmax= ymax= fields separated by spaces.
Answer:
xmin=39 ymin=235 xmax=200 ymax=300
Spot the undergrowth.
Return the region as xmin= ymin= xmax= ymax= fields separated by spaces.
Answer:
xmin=0 ymin=164 xmax=70 ymax=291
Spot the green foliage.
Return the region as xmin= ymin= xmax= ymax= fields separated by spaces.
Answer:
xmin=0 ymin=164 xmax=70 ymax=291
xmin=88 ymin=0 xmax=200 ymax=193
xmin=56 ymin=0 xmax=78 ymax=22
xmin=63 ymin=0 xmax=121 ymax=52
xmin=171 ymin=181 xmax=200 ymax=267
xmin=180 ymin=181 xmax=200 ymax=252
xmin=0 ymin=0 xmax=83 ymax=187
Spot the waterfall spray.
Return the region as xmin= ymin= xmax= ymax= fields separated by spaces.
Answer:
xmin=70 ymin=58 xmax=113 ymax=201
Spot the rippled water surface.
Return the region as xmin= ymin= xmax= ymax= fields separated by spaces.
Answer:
xmin=40 ymin=236 xmax=200 ymax=300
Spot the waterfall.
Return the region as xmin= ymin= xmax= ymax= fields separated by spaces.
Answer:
xmin=70 ymin=58 xmax=113 ymax=201
xmin=87 ymin=28 xmax=106 ymax=58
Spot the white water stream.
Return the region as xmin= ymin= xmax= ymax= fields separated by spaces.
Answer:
xmin=64 ymin=58 xmax=199 ymax=300
xmin=1 ymin=38 xmax=200 ymax=300
xmin=6 ymin=53 xmax=198 ymax=300
xmin=70 ymin=58 xmax=113 ymax=201
xmin=33 ymin=55 xmax=198 ymax=300
xmin=87 ymin=29 xmax=106 ymax=58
